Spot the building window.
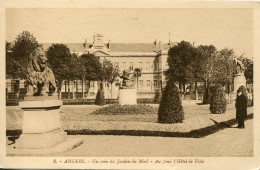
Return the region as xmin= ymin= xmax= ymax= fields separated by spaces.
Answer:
xmin=139 ymin=80 xmax=143 ymax=87
xmin=154 ymin=80 xmax=158 ymax=87
xmin=146 ymin=80 xmax=151 ymax=86
xmin=146 ymin=62 xmax=150 ymax=71
xmin=139 ymin=62 xmax=143 ymax=70
xmin=129 ymin=62 xmax=134 ymax=71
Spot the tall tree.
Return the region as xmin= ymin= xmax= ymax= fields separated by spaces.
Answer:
xmin=46 ymin=43 xmax=71 ymax=98
xmin=101 ymin=59 xmax=120 ymax=98
xmin=6 ymin=42 xmax=20 ymax=79
xmin=238 ymin=55 xmax=253 ymax=84
xmin=79 ymin=53 xmax=102 ymax=97
xmin=12 ymin=31 xmax=41 ymax=79
xmin=66 ymin=53 xmax=82 ymax=99
xmin=197 ymin=45 xmax=217 ymax=104
xmin=244 ymin=63 xmax=253 ymax=85
xmin=165 ymin=41 xmax=196 ymax=96
xmin=210 ymin=48 xmax=235 ymax=86
xmin=133 ymin=68 xmax=142 ymax=89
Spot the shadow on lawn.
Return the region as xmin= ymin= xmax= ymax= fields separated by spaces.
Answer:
xmin=65 ymin=113 xmax=253 ymax=138
xmin=6 ymin=114 xmax=253 ymax=139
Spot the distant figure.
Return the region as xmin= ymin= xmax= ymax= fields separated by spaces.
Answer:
xmin=235 ymin=86 xmax=247 ymax=128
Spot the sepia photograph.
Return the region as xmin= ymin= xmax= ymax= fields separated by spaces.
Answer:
xmin=1 ymin=1 xmax=260 ymax=169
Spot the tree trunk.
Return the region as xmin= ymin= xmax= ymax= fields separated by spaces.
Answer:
xmin=183 ymin=83 xmax=186 ymax=100
xmin=137 ymin=77 xmax=139 ymax=89
xmin=195 ymin=81 xmax=198 ymax=101
xmin=110 ymin=83 xmax=113 ymax=99
xmin=252 ymin=83 xmax=254 ymax=106
xmin=72 ymin=80 xmax=75 ymax=99
xmin=59 ymin=87 xmax=61 ymax=100
xmin=82 ymin=77 xmax=84 ymax=99
xmin=68 ymin=80 xmax=70 ymax=99
xmin=203 ymin=81 xmax=207 ymax=104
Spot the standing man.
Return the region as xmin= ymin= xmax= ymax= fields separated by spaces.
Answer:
xmin=235 ymin=86 xmax=248 ymax=128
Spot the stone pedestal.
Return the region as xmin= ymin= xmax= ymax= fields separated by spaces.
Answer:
xmin=233 ymin=73 xmax=246 ymax=93
xmin=231 ymin=73 xmax=247 ymax=102
xmin=9 ymin=97 xmax=83 ymax=156
xmin=119 ymin=88 xmax=137 ymax=105
xmin=15 ymin=99 xmax=67 ymax=149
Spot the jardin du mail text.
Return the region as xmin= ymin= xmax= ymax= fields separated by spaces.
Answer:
xmin=53 ymin=158 xmax=204 ymax=165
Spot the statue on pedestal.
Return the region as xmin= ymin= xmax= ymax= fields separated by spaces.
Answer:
xmin=234 ymin=58 xmax=245 ymax=75
xmin=13 ymin=47 xmax=83 ymax=152
xmin=233 ymin=58 xmax=246 ymax=95
xmin=27 ymin=47 xmax=56 ymax=96
xmin=120 ymin=70 xmax=133 ymax=88
xmin=119 ymin=70 xmax=137 ymax=105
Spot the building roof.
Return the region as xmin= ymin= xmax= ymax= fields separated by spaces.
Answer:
xmin=42 ymin=43 xmax=86 ymax=53
xmin=41 ymin=42 xmax=174 ymax=54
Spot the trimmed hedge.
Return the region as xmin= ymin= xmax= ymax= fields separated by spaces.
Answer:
xmin=6 ymin=98 xmax=157 ymax=106
xmin=138 ymin=98 xmax=154 ymax=104
xmin=95 ymin=89 xmax=106 ymax=106
xmin=91 ymin=104 xmax=158 ymax=115
xmin=210 ymin=85 xmax=227 ymax=114
xmin=158 ymin=80 xmax=184 ymax=124
xmin=6 ymin=99 xmax=19 ymax=106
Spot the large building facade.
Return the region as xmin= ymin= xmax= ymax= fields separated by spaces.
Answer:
xmin=6 ymin=34 xmax=176 ymax=99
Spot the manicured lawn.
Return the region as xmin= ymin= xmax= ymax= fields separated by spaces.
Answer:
xmin=61 ymin=104 xmax=213 ymax=122
xmin=6 ymin=103 xmax=213 ymax=125
xmin=6 ymin=102 xmax=240 ymax=130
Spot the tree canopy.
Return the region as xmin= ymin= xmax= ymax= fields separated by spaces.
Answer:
xmin=210 ymin=48 xmax=235 ymax=86
xmin=46 ymin=43 xmax=72 ymax=91
xmin=11 ymin=31 xmax=41 ymax=79
xmin=101 ymin=58 xmax=120 ymax=84
xmin=79 ymin=53 xmax=102 ymax=81
xmin=238 ymin=55 xmax=253 ymax=84
xmin=6 ymin=42 xmax=19 ymax=79
xmin=133 ymin=68 xmax=142 ymax=88
xmin=165 ymin=41 xmax=197 ymax=91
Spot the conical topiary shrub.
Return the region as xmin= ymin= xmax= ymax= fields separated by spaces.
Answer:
xmin=210 ymin=85 xmax=227 ymax=114
xmin=95 ymin=89 xmax=106 ymax=106
xmin=158 ymin=80 xmax=184 ymax=123
xmin=154 ymin=90 xmax=162 ymax=104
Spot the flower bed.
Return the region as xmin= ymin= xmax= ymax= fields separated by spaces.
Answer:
xmin=91 ymin=104 xmax=158 ymax=115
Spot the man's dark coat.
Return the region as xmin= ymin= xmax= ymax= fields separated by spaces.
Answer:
xmin=235 ymin=94 xmax=247 ymax=120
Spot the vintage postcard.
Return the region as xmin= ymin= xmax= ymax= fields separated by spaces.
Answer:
xmin=0 ymin=0 xmax=260 ymax=169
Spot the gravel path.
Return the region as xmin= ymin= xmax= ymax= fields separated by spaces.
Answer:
xmin=52 ymin=119 xmax=253 ymax=157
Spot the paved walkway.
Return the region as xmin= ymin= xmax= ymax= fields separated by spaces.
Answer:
xmin=50 ymin=119 xmax=253 ymax=157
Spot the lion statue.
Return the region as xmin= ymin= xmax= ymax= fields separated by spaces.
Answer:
xmin=27 ymin=47 xmax=56 ymax=96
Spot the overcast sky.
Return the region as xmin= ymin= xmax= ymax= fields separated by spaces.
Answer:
xmin=6 ymin=8 xmax=253 ymax=58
